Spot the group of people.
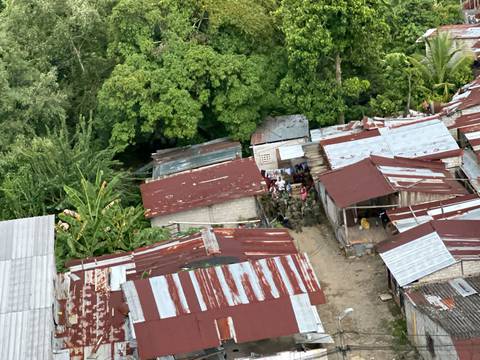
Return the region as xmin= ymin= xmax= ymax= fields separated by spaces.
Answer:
xmin=261 ymin=163 xmax=312 ymax=202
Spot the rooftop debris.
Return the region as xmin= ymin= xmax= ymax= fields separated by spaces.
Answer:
xmin=406 ymin=276 xmax=480 ymax=352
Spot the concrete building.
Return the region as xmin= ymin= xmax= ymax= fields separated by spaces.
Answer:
xmin=140 ymin=157 xmax=267 ymax=230
xmin=251 ymin=115 xmax=309 ymax=170
xmin=404 ymin=276 xmax=480 ymax=359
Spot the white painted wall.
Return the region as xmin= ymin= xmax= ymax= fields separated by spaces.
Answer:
xmin=252 ymin=138 xmax=307 ymax=170
xmin=405 ymin=298 xmax=458 ymax=359
xmin=150 ymin=196 xmax=259 ymax=230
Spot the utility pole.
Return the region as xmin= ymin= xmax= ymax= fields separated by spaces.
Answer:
xmin=336 ymin=308 xmax=354 ymax=360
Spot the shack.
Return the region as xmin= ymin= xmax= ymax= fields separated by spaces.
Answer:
xmin=318 ymin=156 xmax=468 ymax=255
xmin=140 ymin=157 xmax=267 ymax=230
xmin=0 ymin=215 xmax=56 ymax=360
xmin=418 ymin=24 xmax=480 ymax=59
xmin=377 ymin=220 xmax=480 ymax=307
xmin=251 ymin=115 xmax=309 ymax=170
xmin=55 ymin=228 xmax=328 ymax=359
xmin=320 ymin=119 xmax=462 ymax=171
xmin=150 ymin=138 xmax=241 ymax=180
xmin=404 ymin=276 xmax=480 ymax=359
xmin=122 ymin=252 xmax=328 ymax=359
xmin=387 ymin=194 xmax=480 ymax=233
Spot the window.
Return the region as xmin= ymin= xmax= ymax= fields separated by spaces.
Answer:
xmin=260 ymin=153 xmax=272 ymax=164
xmin=426 ymin=333 xmax=435 ymax=356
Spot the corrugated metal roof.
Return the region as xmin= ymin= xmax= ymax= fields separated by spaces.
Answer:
xmin=56 ymin=228 xmax=300 ymax=359
xmin=420 ymin=24 xmax=480 ymax=40
xmin=321 ymin=120 xmax=460 ymax=170
xmin=141 ymin=157 xmax=266 ymax=218
xmin=151 ymin=138 xmax=242 ymax=179
xmin=318 ymin=156 xmax=467 ymax=208
xmin=462 ymin=149 xmax=480 ymax=192
xmin=379 ymin=231 xmax=456 ymax=287
xmin=0 ymin=215 xmax=55 ymax=360
xmin=278 ymin=144 xmax=305 ymax=160
xmin=387 ymin=194 xmax=480 ymax=233
xmin=405 ymin=276 xmax=480 ymax=341
xmin=378 ymin=220 xmax=480 ymax=285
xmin=122 ymin=253 xmax=326 ymax=359
xmin=251 ymin=115 xmax=309 ymax=145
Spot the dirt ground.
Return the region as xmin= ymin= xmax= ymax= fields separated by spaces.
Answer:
xmin=291 ymin=223 xmax=420 ymax=360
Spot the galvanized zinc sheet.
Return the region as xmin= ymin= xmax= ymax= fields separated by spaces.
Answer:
xmin=322 ymin=120 xmax=459 ymax=169
xmin=379 ymin=231 xmax=456 ymax=287
xmin=278 ymin=144 xmax=305 ymax=160
xmin=0 ymin=215 xmax=55 ymax=360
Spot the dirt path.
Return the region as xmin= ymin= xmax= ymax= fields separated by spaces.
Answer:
xmin=291 ymin=224 xmax=418 ymax=360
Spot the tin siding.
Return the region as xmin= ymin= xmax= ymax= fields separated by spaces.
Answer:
xmin=398 ymin=191 xmax=455 ymax=207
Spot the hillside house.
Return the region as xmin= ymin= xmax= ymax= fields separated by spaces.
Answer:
xmin=251 ymin=115 xmax=309 ymax=170
xmin=377 ymin=220 xmax=480 ymax=307
xmin=140 ymin=157 xmax=267 ymax=230
xmin=404 ymin=276 xmax=480 ymax=359
xmin=55 ymin=228 xmax=329 ymax=359
xmin=150 ymin=138 xmax=241 ymax=180
xmin=318 ymin=156 xmax=468 ymax=255
xmin=0 ymin=215 xmax=56 ymax=360
xmin=387 ymin=194 xmax=480 ymax=233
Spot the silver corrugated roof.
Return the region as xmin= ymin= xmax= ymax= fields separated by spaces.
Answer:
xmin=0 ymin=215 xmax=55 ymax=360
xmin=251 ymin=115 xmax=309 ymax=145
xmin=379 ymin=231 xmax=456 ymax=287
xmin=323 ymin=120 xmax=459 ymax=170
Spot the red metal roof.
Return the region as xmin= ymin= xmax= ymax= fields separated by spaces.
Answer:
xmin=140 ymin=157 xmax=266 ymax=218
xmin=55 ymin=229 xmax=299 ymax=359
xmin=377 ymin=220 xmax=480 ymax=259
xmin=123 ymin=253 xmax=326 ymax=359
xmin=387 ymin=194 xmax=480 ymax=232
xmin=318 ymin=156 xmax=468 ymax=208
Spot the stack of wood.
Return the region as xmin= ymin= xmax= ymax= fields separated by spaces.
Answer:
xmin=303 ymin=143 xmax=328 ymax=177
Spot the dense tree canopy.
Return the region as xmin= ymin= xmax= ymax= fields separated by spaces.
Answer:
xmin=0 ymin=0 xmax=471 ymax=264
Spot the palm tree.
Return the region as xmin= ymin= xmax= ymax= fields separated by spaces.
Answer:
xmin=410 ymin=32 xmax=473 ymax=101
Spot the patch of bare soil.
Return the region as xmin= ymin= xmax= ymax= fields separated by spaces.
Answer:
xmin=291 ymin=224 xmax=419 ymax=360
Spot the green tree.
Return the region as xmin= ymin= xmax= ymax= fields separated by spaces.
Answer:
xmin=0 ymin=33 xmax=67 ymax=149
xmin=410 ymin=32 xmax=473 ymax=101
xmin=1 ymin=0 xmax=115 ymax=116
xmin=386 ymin=0 xmax=463 ymax=54
xmin=277 ymin=0 xmax=388 ymax=125
xmin=97 ymin=0 xmax=285 ymax=151
xmin=56 ymin=170 xmax=169 ymax=267
xmin=0 ymin=118 xmax=124 ymax=219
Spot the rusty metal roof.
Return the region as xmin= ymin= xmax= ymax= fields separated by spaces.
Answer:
xmin=463 ymin=149 xmax=480 ymax=193
xmin=251 ymin=115 xmax=309 ymax=145
xmin=55 ymin=228 xmax=299 ymax=359
xmin=141 ymin=157 xmax=266 ymax=218
xmin=0 ymin=215 xmax=55 ymax=360
xmin=420 ymin=24 xmax=480 ymax=40
xmin=320 ymin=119 xmax=460 ymax=170
xmin=378 ymin=220 xmax=480 ymax=286
xmin=387 ymin=194 xmax=480 ymax=233
xmin=319 ymin=156 xmax=467 ymax=208
xmin=405 ymin=276 xmax=480 ymax=346
xmin=151 ymin=138 xmax=242 ymax=180
xmin=122 ymin=253 xmax=326 ymax=359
